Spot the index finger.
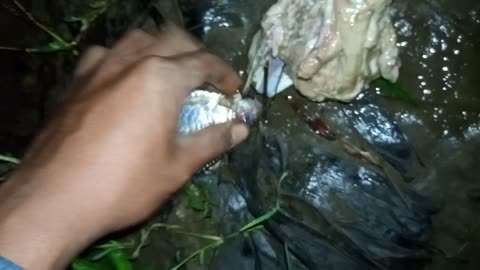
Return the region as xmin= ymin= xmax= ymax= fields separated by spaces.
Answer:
xmin=151 ymin=22 xmax=205 ymax=53
xmin=167 ymin=49 xmax=243 ymax=96
xmin=110 ymin=23 xmax=204 ymax=64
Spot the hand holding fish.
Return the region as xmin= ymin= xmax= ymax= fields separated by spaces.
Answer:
xmin=0 ymin=23 xmax=249 ymax=270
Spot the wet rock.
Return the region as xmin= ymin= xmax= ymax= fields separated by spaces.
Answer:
xmin=226 ymin=120 xmax=438 ymax=269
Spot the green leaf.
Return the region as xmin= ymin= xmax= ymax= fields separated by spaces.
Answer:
xmin=185 ymin=183 xmax=210 ymax=217
xmin=71 ymin=259 xmax=103 ymax=270
xmin=374 ymin=77 xmax=417 ymax=105
xmin=239 ymin=208 xmax=278 ymax=233
xmin=91 ymin=248 xmax=117 ymax=261
xmin=64 ymin=15 xmax=83 ymax=23
xmin=173 ymin=230 xmax=222 ymax=242
xmin=170 ymin=241 xmax=221 ymax=270
xmin=199 ymin=250 xmax=205 ymax=265
xmin=91 ymin=241 xmax=129 ymax=261
xmin=49 ymin=40 xmax=67 ymax=50
xmin=80 ymin=1 xmax=109 ymax=22
xmin=96 ymin=241 xmax=128 ymax=250
xmin=108 ymin=249 xmax=133 ymax=270
xmin=88 ymin=0 xmax=108 ymax=9
xmin=284 ymin=244 xmax=293 ymax=270
xmin=33 ymin=40 xmax=70 ymax=52
xmin=241 ymin=225 xmax=265 ymax=237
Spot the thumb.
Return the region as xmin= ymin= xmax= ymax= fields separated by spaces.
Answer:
xmin=175 ymin=122 xmax=249 ymax=172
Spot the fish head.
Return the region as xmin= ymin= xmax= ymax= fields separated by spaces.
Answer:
xmin=233 ymin=97 xmax=263 ymax=126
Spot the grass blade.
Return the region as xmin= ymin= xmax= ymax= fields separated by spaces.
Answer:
xmin=0 ymin=154 xmax=20 ymax=164
xmin=374 ymin=77 xmax=417 ymax=105
xmin=239 ymin=208 xmax=278 ymax=233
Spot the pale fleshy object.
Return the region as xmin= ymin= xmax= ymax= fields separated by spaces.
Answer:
xmin=178 ymin=90 xmax=262 ymax=136
xmin=245 ymin=0 xmax=401 ymax=102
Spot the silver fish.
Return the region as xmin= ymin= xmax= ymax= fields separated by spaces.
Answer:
xmin=177 ymin=89 xmax=262 ymax=172
xmin=178 ymin=90 xmax=262 ymax=136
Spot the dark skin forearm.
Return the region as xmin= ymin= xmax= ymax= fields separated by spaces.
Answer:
xmin=0 ymin=23 xmax=248 ymax=270
xmin=0 ymin=174 xmax=98 ymax=270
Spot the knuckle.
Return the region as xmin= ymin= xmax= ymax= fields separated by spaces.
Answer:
xmin=194 ymin=48 xmax=216 ymax=65
xmin=221 ymin=126 xmax=235 ymax=149
xmin=82 ymin=45 xmax=106 ymax=58
xmin=175 ymin=50 xmax=213 ymax=77
xmin=125 ymin=29 xmax=150 ymax=41
xmin=138 ymin=55 xmax=161 ymax=68
xmin=136 ymin=55 xmax=176 ymax=73
xmin=74 ymin=45 xmax=107 ymax=77
xmin=78 ymin=45 xmax=106 ymax=64
xmin=208 ymin=124 xmax=234 ymax=152
xmin=173 ymin=155 xmax=195 ymax=182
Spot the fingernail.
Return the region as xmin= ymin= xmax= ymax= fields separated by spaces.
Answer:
xmin=231 ymin=123 xmax=249 ymax=145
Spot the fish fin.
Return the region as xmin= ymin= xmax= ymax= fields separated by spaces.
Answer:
xmin=266 ymin=57 xmax=293 ymax=97
xmin=252 ymin=57 xmax=293 ymax=98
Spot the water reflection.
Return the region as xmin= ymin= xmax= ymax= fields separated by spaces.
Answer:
xmin=390 ymin=0 xmax=479 ymax=143
xmin=176 ymin=0 xmax=480 ymax=268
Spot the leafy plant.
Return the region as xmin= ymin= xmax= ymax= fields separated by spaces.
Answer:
xmin=72 ymin=172 xmax=289 ymax=270
xmin=184 ymin=183 xmax=211 ymax=218
xmin=0 ymin=0 xmax=111 ymax=55
xmin=167 ymin=171 xmax=288 ymax=270
xmin=71 ymin=240 xmax=135 ymax=270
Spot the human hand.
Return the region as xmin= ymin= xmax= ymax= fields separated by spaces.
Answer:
xmin=0 ymin=23 xmax=248 ymax=270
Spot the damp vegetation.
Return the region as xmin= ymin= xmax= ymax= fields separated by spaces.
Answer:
xmin=0 ymin=152 xmax=289 ymax=270
xmin=371 ymin=77 xmax=418 ymax=106
xmin=72 ymin=173 xmax=289 ymax=270
xmin=1 ymin=0 xmax=479 ymax=270
xmin=0 ymin=0 xmax=110 ymax=55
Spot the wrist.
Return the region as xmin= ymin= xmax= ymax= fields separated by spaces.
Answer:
xmin=0 ymin=173 xmax=104 ymax=270
xmin=0 ymin=212 xmax=81 ymax=270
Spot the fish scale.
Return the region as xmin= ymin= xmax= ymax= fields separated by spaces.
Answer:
xmin=177 ymin=89 xmax=262 ymax=171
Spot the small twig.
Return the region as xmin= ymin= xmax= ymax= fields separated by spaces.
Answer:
xmin=73 ymin=19 xmax=89 ymax=44
xmin=0 ymin=46 xmax=34 ymax=52
xmin=71 ymin=0 xmax=111 ymax=46
xmin=0 ymin=45 xmax=70 ymax=53
xmin=131 ymin=223 xmax=181 ymax=258
xmin=0 ymin=0 xmax=113 ymax=56
xmin=12 ymin=0 xmax=70 ymax=48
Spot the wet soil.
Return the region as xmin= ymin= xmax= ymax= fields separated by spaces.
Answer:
xmin=0 ymin=0 xmax=478 ymax=269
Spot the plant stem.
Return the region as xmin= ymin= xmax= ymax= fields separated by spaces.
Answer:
xmin=0 ymin=0 xmax=113 ymax=55
xmin=0 ymin=154 xmax=20 ymax=164
xmin=134 ymin=171 xmax=290 ymax=269
xmin=12 ymin=0 xmax=70 ymax=48
xmin=284 ymin=243 xmax=292 ymax=270
xmin=131 ymin=223 xmax=181 ymax=258
xmin=0 ymin=45 xmax=71 ymax=53
xmin=171 ymin=230 xmax=222 ymax=242
xmin=170 ymin=240 xmax=223 ymax=270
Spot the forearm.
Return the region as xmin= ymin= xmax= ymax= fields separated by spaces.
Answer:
xmin=0 ymin=211 xmax=80 ymax=270
xmin=0 ymin=172 xmax=102 ymax=270
xmin=0 ymin=24 xmax=245 ymax=270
